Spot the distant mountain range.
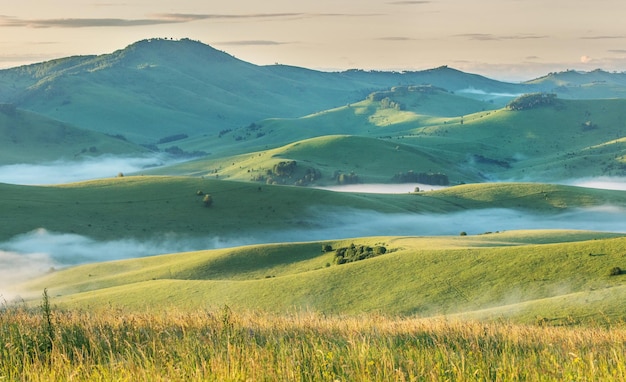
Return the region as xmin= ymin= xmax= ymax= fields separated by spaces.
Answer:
xmin=1 ymin=38 xmax=624 ymax=144
xmin=1 ymin=38 xmax=626 ymax=182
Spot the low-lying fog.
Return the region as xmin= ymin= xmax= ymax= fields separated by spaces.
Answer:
xmin=0 ymin=155 xmax=171 ymax=185
xmin=2 ymin=205 xmax=626 ymax=299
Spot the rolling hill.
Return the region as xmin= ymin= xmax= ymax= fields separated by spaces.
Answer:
xmin=146 ymin=95 xmax=626 ymax=183
xmin=13 ymin=230 xmax=626 ymax=324
xmin=0 ymin=103 xmax=147 ymax=164
xmin=0 ymin=38 xmax=540 ymax=144
xmin=1 ymin=177 xmax=625 ymax=242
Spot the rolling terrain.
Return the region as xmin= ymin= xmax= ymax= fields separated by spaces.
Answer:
xmin=1 ymin=38 xmax=626 ymax=327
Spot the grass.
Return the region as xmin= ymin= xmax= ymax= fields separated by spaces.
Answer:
xmin=2 ymin=304 xmax=626 ymax=381
xmin=0 ymin=107 xmax=146 ymax=165
xmin=2 ymin=176 xmax=626 ymax=242
xmin=13 ymin=230 xmax=626 ymax=324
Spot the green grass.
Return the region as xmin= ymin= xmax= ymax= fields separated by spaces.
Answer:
xmin=150 ymin=97 xmax=626 ymax=184
xmin=2 ymin=176 xmax=626 ymax=242
xmin=0 ymin=107 xmax=146 ymax=164
xmin=14 ymin=230 xmax=626 ymax=324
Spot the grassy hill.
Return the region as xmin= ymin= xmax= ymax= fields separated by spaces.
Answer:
xmin=150 ymin=96 xmax=626 ymax=183
xmin=0 ymin=39 xmax=536 ymax=144
xmin=0 ymin=104 xmax=147 ymax=164
xmin=1 ymin=176 xmax=625 ymax=243
xmin=14 ymin=230 xmax=626 ymax=324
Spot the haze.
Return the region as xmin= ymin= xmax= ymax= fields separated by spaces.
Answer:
xmin=2 ymin=1 xmax=626 ymax=81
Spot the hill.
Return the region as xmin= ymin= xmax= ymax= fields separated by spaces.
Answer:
xmin=0 ymin=39 xmax=537 ymax=144
xmin=0 ymin=104 xmax=147 ymax=164
xmin=153 ymin=96 xmax=626 ymax=183
xmin=13 ymin=230 xmax=626 ymax=324
xmin=1 ymin=177 xmax=625 ymax=242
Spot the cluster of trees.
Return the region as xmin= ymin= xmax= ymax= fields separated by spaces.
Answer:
xmin=333 ymin=171 xmax=359 ymax=185
xmin=253 ymin=161 xmax=322 ymax=186
xmin=272 ymin=161 xmax=297 ymax=177
xmin=507 ymin=93 xmax=557 ymax=111
xmin=323 ymin=243 xmax=387 ymax=265
xmin=392 ymin=170 xmax=449 ymax=185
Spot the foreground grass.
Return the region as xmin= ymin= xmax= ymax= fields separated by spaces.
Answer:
xmin=2 ymin=302 xmax=625 ymax=381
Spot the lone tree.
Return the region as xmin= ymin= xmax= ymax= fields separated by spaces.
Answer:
xmin=202 ymin=194 xmax=213 ymax=207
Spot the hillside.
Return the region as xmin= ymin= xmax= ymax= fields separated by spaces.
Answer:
xmin=0 ymin=39 xmax=537 ymax=144
xmin=0 ymin=104 xmax=147 ymax=164
xmin=1 ymin=177 xmax=625 ymax=243
xmin=14 ymin=231 xmax=626 ymax=324
xmin=153 ymin=96 xmax=626 ymax=183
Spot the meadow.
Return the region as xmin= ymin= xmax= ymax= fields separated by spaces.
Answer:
xmin=2 ymin=299 xmax=625 ymax=381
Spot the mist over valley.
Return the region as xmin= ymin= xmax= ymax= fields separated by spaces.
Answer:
xmin=1 ymin=39 xmax=626 ymax=327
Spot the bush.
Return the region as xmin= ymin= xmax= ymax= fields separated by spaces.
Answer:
xmin=202 ymin=194 xmax=213 ymax=207
xmin=609 ymin=267 xmax=622 ymax=276
xmin=333 ymin=244 xmax=387 ymax=265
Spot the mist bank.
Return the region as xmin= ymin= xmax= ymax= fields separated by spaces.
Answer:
xmin=2 ymin=205 xmax=625 ymax=299
xmin=315 ymin=183 xmax=447 ymax=194
xmin=0 ymin=154 xmax=181 ymax=185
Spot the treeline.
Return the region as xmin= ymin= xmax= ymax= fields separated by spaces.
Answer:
xmin=507 ymin=93 xmax=557 ymax=111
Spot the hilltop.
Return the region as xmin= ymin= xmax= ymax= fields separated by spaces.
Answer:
xmin=0 ymin=38 xmax=539 ymax=143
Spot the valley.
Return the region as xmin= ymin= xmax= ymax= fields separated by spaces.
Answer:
xmin=1 ymin=38 xmax=625 ymax=325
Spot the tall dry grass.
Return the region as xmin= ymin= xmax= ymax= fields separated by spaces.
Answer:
xmin=1 ymin=301 xmax=625 ymax=381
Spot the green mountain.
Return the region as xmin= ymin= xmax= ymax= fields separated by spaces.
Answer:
xmin=0 ymin=104 xmax=147 ymax=164
xmin=0 ymin=39 xmax=536 ymax=144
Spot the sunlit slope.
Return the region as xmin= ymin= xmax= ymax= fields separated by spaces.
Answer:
xmin=21 ymin=231 xmax=626 ymax=323
xmin=148 ymin=135 xmax=481 ymax=185
xmin=166 ymin=85 xmax=496 ymax=157
xmin=399 ymin=98 xmax=626 ymax=180
xmin=165 ymin=97 xmax=626 ymax=182
xmin=0 ymin=106 xmax=147 ymax=164
xmin=2 ymin=177 xmax=626 ymax=242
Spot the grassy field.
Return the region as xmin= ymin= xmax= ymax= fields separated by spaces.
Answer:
xmin=2 ymin=302 xmax=625 ymax=381
xmin=2 ymin=176 xmax=626 ymax=241
xmin=12 ymin=230 xmax=626 ymax=324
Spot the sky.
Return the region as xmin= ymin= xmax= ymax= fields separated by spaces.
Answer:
xmin=1 ymin=1 xmax=626 ymax=81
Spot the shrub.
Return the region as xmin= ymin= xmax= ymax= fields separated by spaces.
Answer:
xmin=609 ymin=267 xmax=622 ymax=276
xmin=202 ymin=194 xmax=213 ymax=207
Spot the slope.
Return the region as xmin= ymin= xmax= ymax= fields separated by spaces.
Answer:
xmin=0 ymin=39 xmax=535 ymax=144
xmin=15 ymin=231 xmax=626 ymax=324
xmin=1 ymin=177 xmax=626 ymax=242
xmin=0 ymin=104 xmax=148 ymax=164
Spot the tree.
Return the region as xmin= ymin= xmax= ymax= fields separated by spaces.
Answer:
xmin=202 ymin=194 xmax=213 ymax=207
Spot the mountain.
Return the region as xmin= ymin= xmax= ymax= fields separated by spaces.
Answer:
xmin=0 ymin=103 xmax=147 ymax=164
xmin=0 ymin=38 xmax=537 ymax=144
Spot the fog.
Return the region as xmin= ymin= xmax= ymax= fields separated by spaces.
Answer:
xmin=0 ymin=155 xmax=172 ymax=185
xmin=565 ymin=177 xmax=626 ymax=191
xmin=315 ymin=183 xmax=447 ymax=193
xmin=3 ymin=205 xmax=626 ymax=299
xmin=457 ymin=88 xmax=523 ymax=98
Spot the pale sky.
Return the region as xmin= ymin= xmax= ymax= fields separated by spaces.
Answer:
xmin=1 ymin=0 xmax=626 ymax=81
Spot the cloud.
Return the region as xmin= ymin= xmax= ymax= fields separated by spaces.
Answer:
xmin=0 ymin=12 xmax=378 ymax=29
xmin=608 ymin=49 xmax=626 ymax=54
xmin=581 ymin=35 xmax=626 ymax=40
xmin=378 ymin=36 xmax=416 ymax=41
xmin=580 ymin=55 xmax=593 ymax=63
xmin=455 ymin=33 xmax=548 ymax=41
